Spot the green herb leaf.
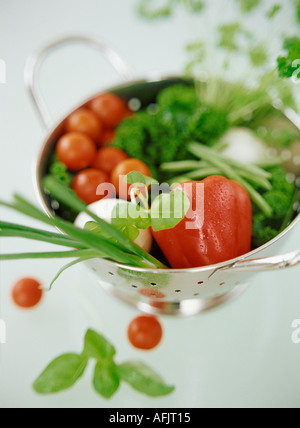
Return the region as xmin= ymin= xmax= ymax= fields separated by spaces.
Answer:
xmin=218 ymin=22 xmax=243 ymax=52
xmin=117 ymin=361 xmax=175 ymax=397
xmin=126 ymin=171 xmax=158 ymax=187
xmin=249 ymin=44 xmax=268 ymax=67
xmin=187 ymin=0 xmax=205 ymax=14
xmin=93 ymin=361 xmax=120 ymax=399
xmin=111 ymin=203 xmax=151 ymax=230
xmin=151 ymin=188 xmax=190 ymax=232
xmin=33 ymin=353 xmax=88 ymax=394
xmin=82 ymin=330 xmax=116 ymax=361
xmin=266 ymin=4 xmax=281 ymax=19
xmin=137 ymin=0 xmax=173 ymax=20
xmin=237 ymin=0 xmax=261 ymax=13
xmin=277 ymin=37 xmax=300 ymax=80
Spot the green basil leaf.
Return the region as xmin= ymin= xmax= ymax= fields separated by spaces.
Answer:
xmin=82 ymin=329 xmax=116 ymax=361
xmin=111 ymin=202 xmax=151 ymax=230
xmin=126 ymin=171 xmax=158 ymax=187
xmin=93 ymin=361 xmax=120 ymax=399
xmin=117 ymin=361 xmax=175 ymax=397
xmin=151 ymin=188 xmax=190 ymax=232
xmin=119 ymin=225 xmax=140 ymax=241
xmin=33 ymin=353 xmax=88 ymax=394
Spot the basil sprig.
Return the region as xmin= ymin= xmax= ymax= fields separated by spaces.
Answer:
xmin=33 ymin=329 xmax=175 ymax=399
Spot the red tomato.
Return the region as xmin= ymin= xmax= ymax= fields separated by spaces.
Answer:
xmin=65 ymin=108 xmax=103 ymax=142
xmin=110 ymin=158 xmax=152 ymax=200
xmin=89 ymin=93 xmax=128 ymax=128
xmin=93 ymin=147 xmax=128 ymax=175
xmin=127 ymin=315 xmax=163 ymax=350
xmin=12 ymin=278 xmax=43 ymax=309
xmin=56 ymin=132 xmax=97 ymax=171
xmin=98 ymin=128 xmax=116 ymax=146
xmin=72 ymin=168 xmax=111 ymax=204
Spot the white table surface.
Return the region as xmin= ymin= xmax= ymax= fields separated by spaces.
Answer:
xmin=0 ymin=0 xmax=300 ymax=409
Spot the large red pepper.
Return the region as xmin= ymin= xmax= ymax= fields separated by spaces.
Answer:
xmin=152 ymin=175 xmax=252 ymax=268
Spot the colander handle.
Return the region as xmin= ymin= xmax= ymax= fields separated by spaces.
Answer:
xmin=24 ymin=35 xmax=135 ymax=129
xmin=217 ymin=249 xmax=300 ymax=274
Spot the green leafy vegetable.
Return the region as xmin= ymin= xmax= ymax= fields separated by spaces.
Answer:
xmin=113 ymin=84 xmax=229 ymax=180
xmin=218 ymin=22 xmax=244 ymax=52
xmin=251 ymin=166 xmax=296 ymax=247
xmin=151 ymin=188 xmax=190 ymax=231
xmin=83 ymin=329 xmax=116 ymax=361
xmin=49 ymin=156 xmax=73 ymax=187
xmin=126 ymin=171 xmax=159 ymax=187
xmin=186 ymin=0 xmax=205 ymax=13
xmin=249 ymin=44 xmax=268 ymax=67
xmin=266 ymin=4 xmax=281 ymax=19
xmin=33 ymin=354 xmax=88 ymax=394
xmin=33 ymin=329 xmax=175 ymax=399
xmin=187 ymin=105 xmax=229 ymax=145
xmin=136 ymin=0 xmax=174 ymax=20
xmin=136 ymin=0 xmax=205 ymax=20
xmin=118 ymin=361 xmax=175 ymax=397
xmin=93 ymin=361 xmax=120 ymax=399
xmin=237 ymin=0 xmax=261 ymax=13
xmin=277 ymin=37 xmax=300 ymax=80
xmin=111 ymin=174 xmax=191 ymax=232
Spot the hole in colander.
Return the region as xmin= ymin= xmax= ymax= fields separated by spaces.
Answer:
xmin=197 ymin=281 xmax=204 ymax=285
xmin=108 ymin=272 xmax=114 ymax=276
xmin=131 ymin=285 xmax=138 ymax=288
xmin=139 ymin=289 xmax=165 ymax=299
xmin=175 ymin=290 xmax=181 ymax=293
xmin=150 ymin=282 xmax=157 ymax=286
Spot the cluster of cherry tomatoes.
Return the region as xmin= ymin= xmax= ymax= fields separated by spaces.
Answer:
xmin=55 ymin=92 xmax=151 ymax=204
xmin=11 ymin=93 xmax=162 ymax=351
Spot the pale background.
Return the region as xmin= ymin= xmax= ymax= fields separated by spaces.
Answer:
xmin=0 ymin=0 xmax=300 ymax=408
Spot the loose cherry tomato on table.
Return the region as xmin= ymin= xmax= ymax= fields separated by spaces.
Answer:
xmin=127 ymin=315 xmax=163 ymax=350
xmin=65 ymin=108 xmax=103 ymax=143
xmin=72 ymin=168 xmax=111 ymax=204
xmin=12 ymin=277 xmax=43 ymax=309
xmin=56 ymin=132 xmax=97 ymax=171
xmin=89 ymin=93 xmax=128 ymax=128
xmin=93 ymin=147 xmax=129 ymax=175
xmin=110 ymin=158 xmax=152 ymax=200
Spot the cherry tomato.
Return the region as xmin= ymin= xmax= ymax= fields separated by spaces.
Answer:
xmin=72 ymin=168 xmax=111 ymax=204
xmin=127 ymin=315 xmax=163 ymax=350
xmin=56 ymin=132 xmax=97 ymax=171
xmin=93 ymin=147 xmax=129 ymax=175
xmin=65 ymin=108 xmax=103 ymax=142
xmin=98 ymin=128 xmax=116 ymax=146
xmin=110 ymin=158 xmax=152 ymax=200
xmin=89 ymin=93 xmax=128 ymax=128
xmin=12 ymin=277 xmax=43 ymax=309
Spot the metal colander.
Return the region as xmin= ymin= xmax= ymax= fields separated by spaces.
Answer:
xmin=25 ymin=35 xmax=300 ymax=316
